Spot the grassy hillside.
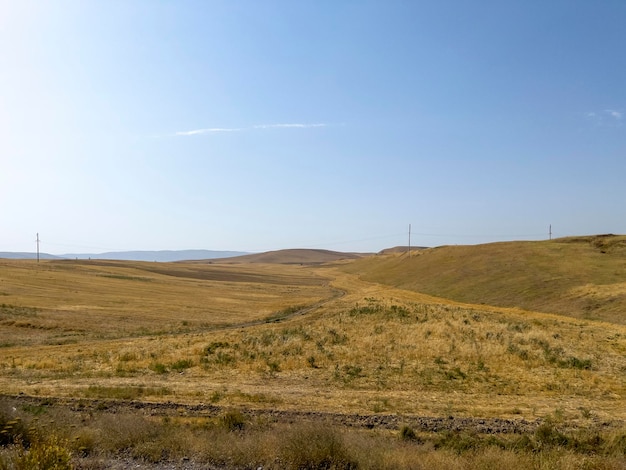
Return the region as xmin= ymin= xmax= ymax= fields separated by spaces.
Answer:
xmin=0 ymin=259 xmax=624 ymax=422
xmin=204 ymin=248 xmax=366 ymax=265
xmin=0 ymin=258 xmax=625 ymax=468
xmin=342 ymin=235 xmax=626 ymax=324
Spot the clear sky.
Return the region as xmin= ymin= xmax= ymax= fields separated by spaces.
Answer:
xmin=1 ymin=1 xmax=625 ymax=254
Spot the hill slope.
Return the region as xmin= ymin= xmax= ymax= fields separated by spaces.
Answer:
xmin=341 ymin=235 xmax=626 ymax=324
xmin=203 ymin=248 xmax=367 ymax=265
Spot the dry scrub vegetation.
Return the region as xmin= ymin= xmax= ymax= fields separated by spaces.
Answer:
xmin=1 ymin=397 xmax=626 ymax=470
xmin=0 ymin=251 xmax=625 ymax=468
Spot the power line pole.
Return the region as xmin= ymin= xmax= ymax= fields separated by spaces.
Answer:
xmin=36 ymin=233 xmax=40 ymax=263
xmin=549 ymin=224 xmax=552 ymax=241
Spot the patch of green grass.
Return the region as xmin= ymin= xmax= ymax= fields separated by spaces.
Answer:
xmin=170 ymin=359 xmax=193 ymax=371
xmin=150 ymin=362 xmax=168 ymax=374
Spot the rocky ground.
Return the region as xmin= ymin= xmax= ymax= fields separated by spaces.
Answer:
xmin=6 ymin=394 xmax=542 ymax=434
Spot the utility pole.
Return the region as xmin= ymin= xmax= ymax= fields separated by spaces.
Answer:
xmin=549 ymin=224 xmax=552 ymax=241
xmin=408 ymin=224 xmax=411 ymax=258
xmin=36 ymin=233 xmax=40 ymax=263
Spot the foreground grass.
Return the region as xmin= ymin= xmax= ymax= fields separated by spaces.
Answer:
xmin=1 ymin=397 xmax=625 ymax=469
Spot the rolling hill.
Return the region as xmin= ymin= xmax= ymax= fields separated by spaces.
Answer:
xmin=201 ymin=248 xmax=368 ymax=265
xmin=341 ymin=234 xmax=626 ymax=324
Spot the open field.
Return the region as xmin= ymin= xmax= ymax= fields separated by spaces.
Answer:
xmin=0 ymin=259 xmax=334 ymax=346
xmin=0 ymin=246 xmax=625 ymax=468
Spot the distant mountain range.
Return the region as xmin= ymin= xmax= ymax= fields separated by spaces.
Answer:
xmin=0 ymin=250 xmax=248 ymax=262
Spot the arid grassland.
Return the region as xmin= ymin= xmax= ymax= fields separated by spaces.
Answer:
xmin=343 ymin=235 xmax=626 ymax=324
xmin=0 ymin=242 xmax=625 ymax=469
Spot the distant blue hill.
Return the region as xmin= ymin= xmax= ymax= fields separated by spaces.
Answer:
xmin=0 ymin=250 xmax=248 ymax=262
xmin=0 ymin=252 xmax=62 ymax=260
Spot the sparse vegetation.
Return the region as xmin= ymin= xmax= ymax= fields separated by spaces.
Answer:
xmin=0 ymin=396 xmax=624 ymax=469
xmin=343 ymin=235 xmax=626 ymax=324
xmin=0 ymin=247 xmax=624 ymax=468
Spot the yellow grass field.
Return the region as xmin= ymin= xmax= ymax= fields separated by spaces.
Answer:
xmin=0 ymin=259 xmax=334 ymax=345
xmin=1 ymin=254 xmax=625 ymax=425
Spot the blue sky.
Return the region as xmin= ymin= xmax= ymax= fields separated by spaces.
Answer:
xmin=2 ymin=1 xmax=625 ymax=254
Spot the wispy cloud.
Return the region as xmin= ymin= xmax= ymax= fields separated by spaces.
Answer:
xmin=175 ymin=127 xmax=243 ymax=136
xmin=175 ymin=122 xmax=330 ymax=136
xmin=584 ymin=109 xmax=623 ymax=128
xmin=605 ymin=109 xmax=623 ymax=120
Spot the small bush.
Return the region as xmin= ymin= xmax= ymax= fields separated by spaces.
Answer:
xmin=95 ymin=413 xmax=157 ymax=452
xmin=170 ymin=359 xmax=193 ymax=371
xmin=0 ymin=417 xmax=31 ymax=448
xmin=150 ymin=362 xmax=168 ymax=374
xmin=219 ymin=410 xmax=246 ymax=432
xmin=399 ymin=425 xmax=417 ymax=441
xmin=16 ymin=436 xmax=73 ymax=470
xmin=0 ymin=435 xmax=73 ymax=470
xmin=278 ymin=424 xmax=357 ymax=470
xmin=435 ymin=431 xmax=481 ymax=454
xmin=266 ymin=360 xmax=281 ymax=375
xmin=534 ymin=422 xmax=569 ymax=448
xmin=204 ymin=342 xmax=229 ymax=354
xmin=563 ymin=356 xmax=592 ymax=370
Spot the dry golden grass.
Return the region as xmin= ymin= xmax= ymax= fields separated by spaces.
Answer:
xmin=0 ymin=259 xmax=624 ymax=425
xmin=2 ymin=397 xmax=624 ymax=470
xmin=342 ymin=235 xmax=626 ymax=324
xmin=0 ymin=259 xmax=333 ymax=345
